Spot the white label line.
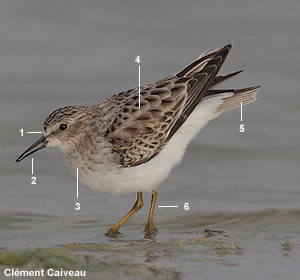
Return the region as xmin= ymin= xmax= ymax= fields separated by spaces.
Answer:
xmin=27 ymin=131 xmax=43 ymax=134
xmin=157 ymin=205 xmax=179 ymax=208
xmin=240 ymin=102 xmax=243 ymax=122
xmin=31 ymin=158 xmax=34 ymax=175
xmin=76 ymin=168 xmax=79 ymax=199
xmin=138 ymin=65 xmax=141 ymax=108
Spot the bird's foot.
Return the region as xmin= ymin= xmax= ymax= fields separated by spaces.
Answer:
xmin=144 ymin=224 xmax=158 ymax=239
xmin=105 ymin=229 xmax=121 ymax=237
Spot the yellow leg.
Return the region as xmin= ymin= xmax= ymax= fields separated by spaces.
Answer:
xmin=144 ymin=190 xmax=158 ymax=235
xmin=105 ymin=192 xmax=143 ymax=236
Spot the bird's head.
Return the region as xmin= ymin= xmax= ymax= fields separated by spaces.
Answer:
xmin=16 ymin=106 xmax=88 ymax=162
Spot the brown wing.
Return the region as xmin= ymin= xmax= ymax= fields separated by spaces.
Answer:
xmin=105 ymin=44 xmax=232 ymax=167
xmin=105 ymin=77 xmax=188 ymax=167
xmin=167 ymin=44 xmax=232 ymax=140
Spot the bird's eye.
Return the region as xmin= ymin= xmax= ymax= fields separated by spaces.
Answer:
xmin=59 ymin=123 xmax=68 ymax=131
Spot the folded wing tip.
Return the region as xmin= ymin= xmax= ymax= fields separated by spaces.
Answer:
xmin=225 ymin=42 xmax=233 ymax=49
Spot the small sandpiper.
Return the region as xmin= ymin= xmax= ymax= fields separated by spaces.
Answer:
xmin=16 ymin=44 xmax=260 ymax=237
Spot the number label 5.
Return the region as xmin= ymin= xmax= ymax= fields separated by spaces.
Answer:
xmin=239 ymin=124 xmax=245 ymax=133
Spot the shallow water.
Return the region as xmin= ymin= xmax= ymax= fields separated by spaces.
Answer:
xmin=1 ymin=210 xmax=300 ymax=280
xmin=1 ymin=0 xmax=300 ymax=279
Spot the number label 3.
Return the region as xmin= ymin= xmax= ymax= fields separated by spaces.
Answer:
xmin=75 ymin=202 xmax=80 ymax=211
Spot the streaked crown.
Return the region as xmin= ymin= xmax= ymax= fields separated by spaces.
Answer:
xmin=43 ymin=106 xmax=87 ymax=131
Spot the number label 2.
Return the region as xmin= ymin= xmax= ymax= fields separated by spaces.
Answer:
xmin=31 ymin=176 xmax=37 ymax=185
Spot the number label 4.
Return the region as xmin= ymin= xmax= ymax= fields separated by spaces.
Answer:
xmin=135 ymin=55 xmax=141 ymax=64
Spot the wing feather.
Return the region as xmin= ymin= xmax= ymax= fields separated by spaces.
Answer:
xmin=105 ymin=44 xmax=257 ymax=167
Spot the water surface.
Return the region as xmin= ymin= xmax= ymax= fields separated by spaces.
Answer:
xmin=1 ymin=0 xmax=300 ymax=279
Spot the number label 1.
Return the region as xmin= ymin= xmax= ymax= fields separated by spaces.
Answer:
xmin=135 ymin=55 xmax=141 ymax=64
xmin=20 ymin=128 xmax=24 ymax=136
xmin=239 ymin=124 xmax=245 ymax=133
xmin=75 ymin=202 xmax=80 ymax=211
xmin=31 ymin=176 xmax=36 ymax=185
xmin=184 ymin=202 xmax=189 ymax=211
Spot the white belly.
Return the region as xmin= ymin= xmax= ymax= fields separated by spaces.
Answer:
xmin=72 ymin=92 xmax=232 ymax=194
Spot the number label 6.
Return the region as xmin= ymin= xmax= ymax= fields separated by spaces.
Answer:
xmin=184 ymin=202 xmax=189 ymax=211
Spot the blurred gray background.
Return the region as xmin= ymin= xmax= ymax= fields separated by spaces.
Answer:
xmin=1 ymin=1 xmax=300 ymax=279
xmin=1 ymin=0 xmax=299 ymax=214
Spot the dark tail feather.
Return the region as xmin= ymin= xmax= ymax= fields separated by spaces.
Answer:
xmin=210 ymin=70 xmax=244 ymax=89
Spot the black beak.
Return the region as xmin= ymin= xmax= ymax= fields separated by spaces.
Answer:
xmin=16 ymin=136 xmax=47 ymax=162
